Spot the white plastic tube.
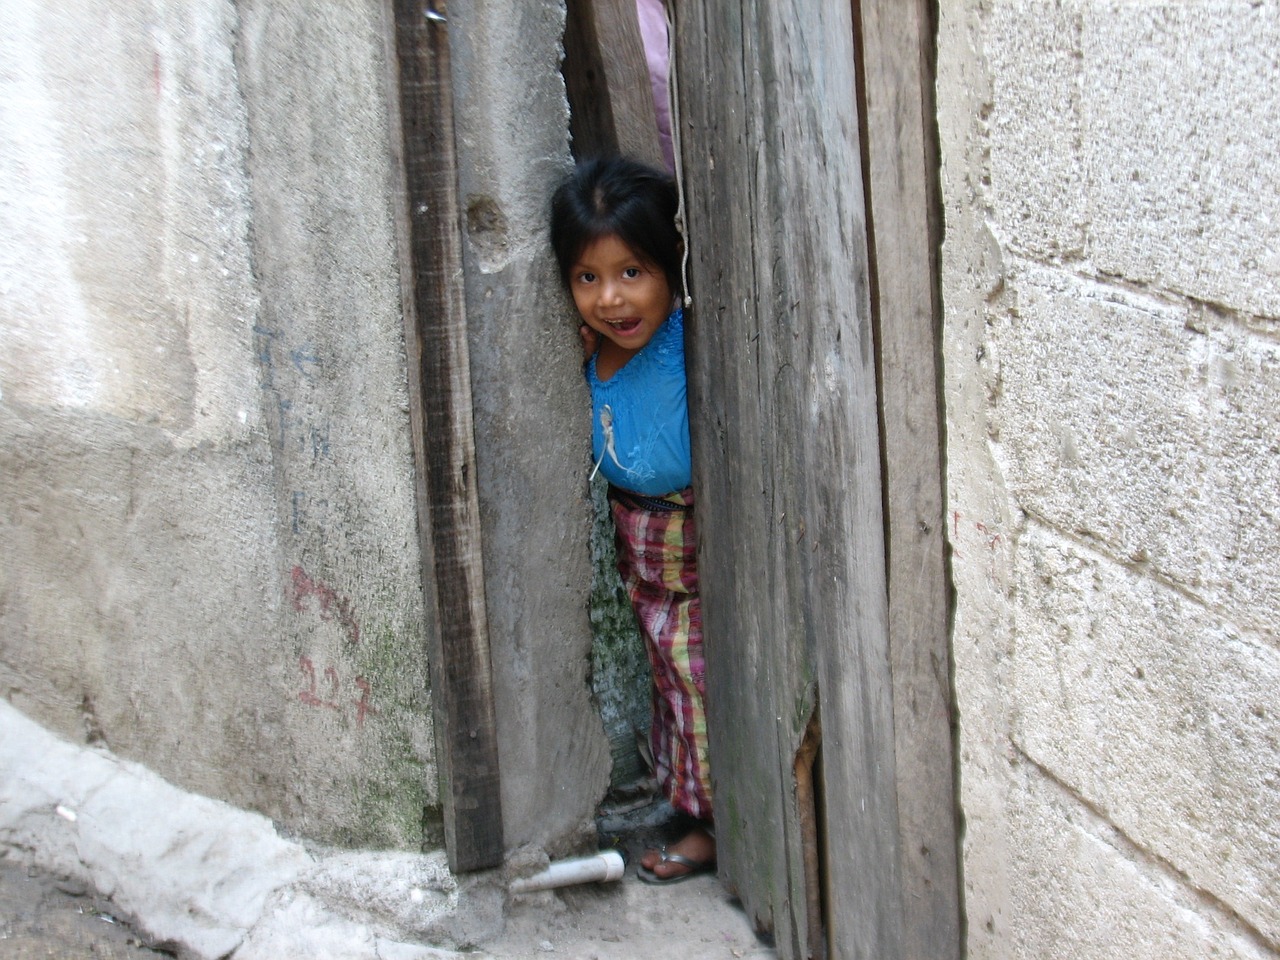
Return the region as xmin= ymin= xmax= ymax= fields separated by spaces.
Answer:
xmin=509 ymin=850 xmax=626 ymax=893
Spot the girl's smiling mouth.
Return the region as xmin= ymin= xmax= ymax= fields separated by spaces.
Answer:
xmin=605 ymin=317 xmax=644 ymax=334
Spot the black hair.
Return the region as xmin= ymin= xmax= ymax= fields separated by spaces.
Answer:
xmin=549 ymin=156 xmax=682 ymax=294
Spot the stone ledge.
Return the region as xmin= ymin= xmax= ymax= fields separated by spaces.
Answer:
xmin=0 ymin=699 xmax=496 ymax=960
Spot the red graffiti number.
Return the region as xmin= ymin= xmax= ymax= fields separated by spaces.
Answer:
xmin=297 ymin=657 xmax=378 ymax=726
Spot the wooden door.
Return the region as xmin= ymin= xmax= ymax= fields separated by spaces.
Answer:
xmin=674 ymin=1 xmax=959 ymax=958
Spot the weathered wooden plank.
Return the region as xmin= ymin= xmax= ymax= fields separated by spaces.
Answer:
xmin=676 ymin=2 xmax=906 ymax=957
xmin=853 ymin=1 xmax=961 ymax=955
xmin=674 ymin=0 xmax=794 ymax=946
xmin=388 ymin=0 xmax=503 ymax=872
xmin=563 ymin=0 xmax=664 ymax=167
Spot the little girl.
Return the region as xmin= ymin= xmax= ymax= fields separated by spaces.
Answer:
xmin=550 ymin=157 xmax=714 ymax=884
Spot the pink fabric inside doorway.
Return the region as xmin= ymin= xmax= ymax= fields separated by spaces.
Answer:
xmin=635 ymin=0 xmax=674 ymax=172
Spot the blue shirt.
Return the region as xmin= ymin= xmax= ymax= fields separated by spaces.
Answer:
xmin=586 ymin=307 xmax=691 ymax=496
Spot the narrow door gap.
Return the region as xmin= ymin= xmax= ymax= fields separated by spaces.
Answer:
xmin=560 ymin=0 xmax=702 ymax=872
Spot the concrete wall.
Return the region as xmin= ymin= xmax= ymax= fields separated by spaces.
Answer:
xmin=0 ymin=0 xmax=612 ymax=863
xmin=937 ymin=2 xmax=1279 ymax=957
xmin=0 ymin=0 xmax=435 ymax=850
xmin=449 ymin=0 xmax=612 ymax=855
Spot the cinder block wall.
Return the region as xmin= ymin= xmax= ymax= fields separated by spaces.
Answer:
xmin=0 ymin=1 xmax=435 ymax=849
xmin=937 ymin=2 xmax=1279 ymax=956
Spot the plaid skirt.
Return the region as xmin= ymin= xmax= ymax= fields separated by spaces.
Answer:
xmin=609 ymin=485 xmax=713 ymax=819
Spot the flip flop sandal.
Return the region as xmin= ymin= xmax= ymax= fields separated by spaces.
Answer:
xmin=636 ymin=847 xmax=716 ymax=885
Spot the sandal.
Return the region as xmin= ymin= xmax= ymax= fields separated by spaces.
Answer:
xmin=636 ymin=846 xmax=716 ymax=885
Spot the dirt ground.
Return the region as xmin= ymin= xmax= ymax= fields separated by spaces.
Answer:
xmin=485 ymin=873 xmax=774 ymax=960
xmin=0 ymin=800 xmax=775 ymax=960
xmin=0 ymin=854 xmax=170 ymax=958
xmin=0 ymin=851 xmax=772 ymax=960
xmin=479 ymin=798 xmax=776 ymax=960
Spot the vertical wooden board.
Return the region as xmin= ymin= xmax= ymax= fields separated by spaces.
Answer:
xmin=591 ymin=0 xmax=663 ymax=164
xmin=563 ymin=0 xmax=664 ymax=167
xmin=854 ymin=1 xmax=961 ymax=956
xmin=676 ymin=0 xmax=795 ymax=944
xmin=756 ymin=8 xmax=905 ymax=958
xmin=742 ymin=11 xmax=835 ymax=957
xmin=388 ymin=0 xmax=503 ymax=872
xmin=562 ymin=0 xmax=616 ymax=160
xmin=677 ymin=1 xmax=906 ymax=957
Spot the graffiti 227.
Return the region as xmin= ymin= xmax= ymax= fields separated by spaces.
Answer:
xmin=298 ymin=656 xmax=378 ymax=726
xmin=290 ymin=565 xmax=376 ymax=725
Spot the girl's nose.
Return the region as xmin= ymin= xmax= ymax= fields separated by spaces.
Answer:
xmin=600 ymin=279 xmax=624 ymax=306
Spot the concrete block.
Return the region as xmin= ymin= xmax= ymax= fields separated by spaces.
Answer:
xmin=942 ymin=3 xmax=1280 ymax=957
xmin=986 ymin=0 xmax=1280 ymax=318
xmin=1083 ymin=3 xmax=1280 ymax=319
xmin=0 ymin=0 xmax=436 ymax=851
xmin=298 ymin=850 xmax=486 ymax=948
xmin=1011 ymin=526 xmax=1280 ymax=944
xmin=232 ymin=892 xmax=466 ymax=960
xmin=993 ymin=263 xmax=1280 ymax=632
xmin=1004 ymin=766 xmax=1272 ymax=960
xmin=987 ymin=2 xmax=1089 ymax=258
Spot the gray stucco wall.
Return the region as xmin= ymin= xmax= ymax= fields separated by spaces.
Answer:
xmin=938 ymin=2 xmax=1279 ymax=956
xmin=449 ymin=0 xmax=612 ymax=855
xmin=1 ymin=0 xmax=435 ymax=850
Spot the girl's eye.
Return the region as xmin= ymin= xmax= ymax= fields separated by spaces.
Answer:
xmin=623 ymin=267 xmax=641 ymax=279
xmin=577 ymin=272 xmax=596 ymax=284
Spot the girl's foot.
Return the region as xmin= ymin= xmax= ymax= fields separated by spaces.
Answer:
xmin=639 ymin=825 xmax=716 ymax=882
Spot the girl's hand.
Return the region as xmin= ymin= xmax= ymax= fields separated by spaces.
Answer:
xmin=579 ymin=324 xmax=600 ymax=361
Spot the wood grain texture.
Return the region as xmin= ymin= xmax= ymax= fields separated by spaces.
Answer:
xmin=853 ymin=1 xmax=961 ymax=955
xmin=563 ymin=0 xmax=664 ymax=167
xmin=389 ymin=0 xmax=503 ymax=873
xmin=675 ymin=2 xmax=906 ymax=957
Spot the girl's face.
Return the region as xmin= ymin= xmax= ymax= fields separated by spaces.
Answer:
xmin=569 ymin=233 xmax=674 ymax=361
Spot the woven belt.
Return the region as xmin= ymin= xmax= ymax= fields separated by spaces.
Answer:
xmin=608 ymin=485 xmax=690 ymax=513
